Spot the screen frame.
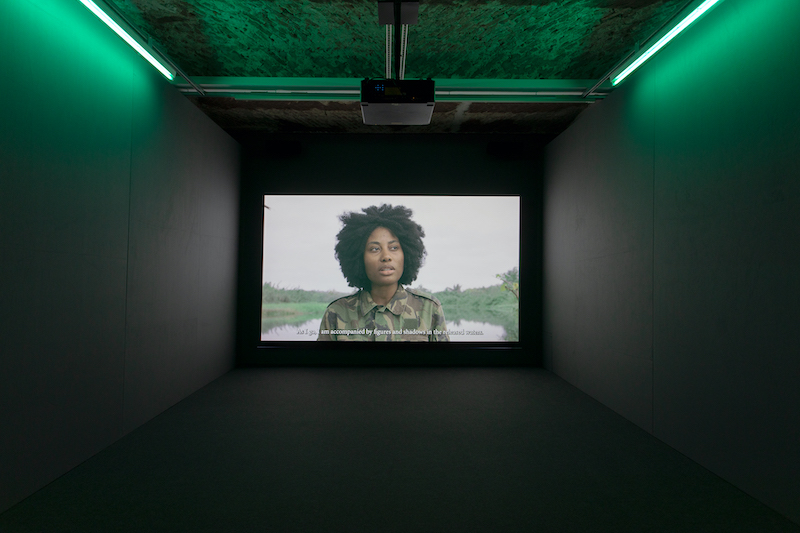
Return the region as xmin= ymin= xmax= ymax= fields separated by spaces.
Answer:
xmin=259 ymin=194 xmax=521 ymax=345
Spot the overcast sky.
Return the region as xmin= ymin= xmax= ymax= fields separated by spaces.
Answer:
xmin=262 ymin=195 xmax=519 ymax=293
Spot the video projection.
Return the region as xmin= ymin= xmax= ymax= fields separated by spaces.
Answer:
xmin=261 ymin=195 xmax=520 ymax=342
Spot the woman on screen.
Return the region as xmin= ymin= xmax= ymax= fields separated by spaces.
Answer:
xmin=317 ymin=204 xmax=449 ymax=341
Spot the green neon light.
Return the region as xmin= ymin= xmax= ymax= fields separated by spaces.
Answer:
xmin=78 ymin=0 xmax=174 ymax=80
xmin=612 ymin=0 xmax=723 ymax=86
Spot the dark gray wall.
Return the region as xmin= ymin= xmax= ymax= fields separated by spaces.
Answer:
xmin=544 ymin=0 xmax=800 ymax=524
xmin=0 ymin=0 xmax=239 ymax=512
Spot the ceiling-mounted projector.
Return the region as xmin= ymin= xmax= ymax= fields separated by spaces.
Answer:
xmin=361 ymin=79 xmax=435 ymax=125
xmin=362 ymin=0 xmax=434 ymax=125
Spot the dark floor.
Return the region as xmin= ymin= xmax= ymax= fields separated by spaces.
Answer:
xmin=2 ymin=367 xmax=798 ymax=532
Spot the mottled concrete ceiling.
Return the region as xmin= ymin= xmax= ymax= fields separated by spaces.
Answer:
xmin=110 ymin=0 xmax=685 ymax=138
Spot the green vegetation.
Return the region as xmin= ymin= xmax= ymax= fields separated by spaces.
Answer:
xmin=431 ymin=283 xmax=516 ymax=310
xmin=262 ymin=301 xmax=329 ymax=317
xmin=496 ymin=267 xmax=519 ymax=301
xmin=261 ymin=283 xmax=351 ymax=333
xmin=425 ymin=268 xmax=520 ymax=341
xmin=262 ymin=282 xmax=350 ymax=304
xmin=261 ymin=302 xmax=330 ymax=332
xmin=429 ymin=268 xmax=519 ymax=310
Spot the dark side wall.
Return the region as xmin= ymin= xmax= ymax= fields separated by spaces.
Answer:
xmin=543 ymin=0 xmax=800 ymax=524
xmin=0 ymin=0 xmax=239 ymax=512
xmin=238 ymin=135 xmax=543 ymax=365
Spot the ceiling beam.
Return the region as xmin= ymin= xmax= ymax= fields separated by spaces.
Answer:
xmin=173 ymin=77 xmax=612 ymax=103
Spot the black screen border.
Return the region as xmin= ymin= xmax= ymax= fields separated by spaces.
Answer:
xmin=236 ymin=134 xmax=543 ymax=367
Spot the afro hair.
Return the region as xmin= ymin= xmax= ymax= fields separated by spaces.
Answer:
xmin=335 ymin=204 xmax=426 ymax=290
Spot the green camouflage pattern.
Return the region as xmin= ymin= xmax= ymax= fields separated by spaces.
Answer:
xmin=317 ymin=286 xmax=449 ymax=342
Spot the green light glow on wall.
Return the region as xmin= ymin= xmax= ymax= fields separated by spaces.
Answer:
xmin=78 ymin=0 xmax=174 ymax=80
xmin=612 ymin=0 xmax=723 ymax=86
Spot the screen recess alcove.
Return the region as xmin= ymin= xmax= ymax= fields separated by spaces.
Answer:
xmin=236 ymin=134 xmax=543 ymax=366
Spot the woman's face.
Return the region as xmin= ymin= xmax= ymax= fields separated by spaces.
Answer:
xmin=364 ymin=226 xmax=404 ymax=289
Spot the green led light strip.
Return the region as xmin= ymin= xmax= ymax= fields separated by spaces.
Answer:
xmin=612 ymin=0 xmax=723 ymax=86
xmin=78 ymin=0 xmax=174 ymax=80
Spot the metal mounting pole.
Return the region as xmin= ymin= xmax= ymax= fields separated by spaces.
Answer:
xmin=393 ymin=0 xmax=401 ymax=80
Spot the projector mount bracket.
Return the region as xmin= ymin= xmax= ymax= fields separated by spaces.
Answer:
xmin=378 ymin=0 xmax=419 ymax=80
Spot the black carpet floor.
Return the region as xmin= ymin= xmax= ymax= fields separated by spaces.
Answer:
xmin=1 ymin=367 xmax=798 ymax=532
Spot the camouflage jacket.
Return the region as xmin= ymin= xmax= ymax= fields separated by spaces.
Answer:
xmin=317 ymin=286 xmax=450 ymax=341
